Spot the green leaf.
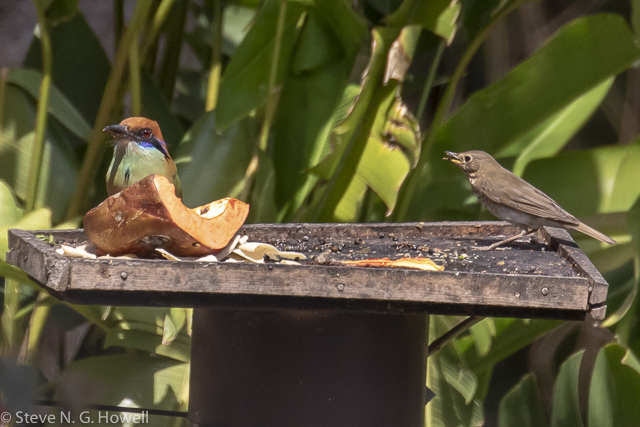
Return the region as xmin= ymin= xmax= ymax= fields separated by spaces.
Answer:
xmin=334 ymin=175 xmax=368 ymax=222
xmin=247 ymin=150 xmax=279 ymax=223
xmin=24 ymin=12 xmax=110 ymax=125
xmin=163 ymin=308 xmax=187 ymax=345
xmin=522 ymin=144 xmax=640 ymax=218
xmin=498 ymin=374 xmax=549 ymax=427
xmin=105 ymin=329 xmax=190 ymax=363
xmin=461 ymin=0 xmax=534 ymax=39
xmin=366 ymin=0 xmax=403 ymax=16
xmin=173 ymin=69 xmax=207 ymax=124
xmin=0 ymin=85 xmax=79 ymax=223
xmin=314 ymin=83 xmax=420 ymax=221
xmin=465 ymin=319 xmax=562 ymax=374
xmin=338 ymin=95 xmax=419 ymax=217
xmin=271 ymin=0 xmax=366 ymax=209
xmin=628 ymin=193 xmax=640 ymax=257
xmin=432 ymin=1 xmax=460 ymax=43
xmin=54 ymin=355 xmax=188 ymax=409
xmin=216 ymin=0 xmax=306 ymax=130
xmin=435 ymin=14 xmax=640 ymax=156
xmin=0 ymin=181 xmax=23 ymax=227
xmin=44 ymin=0 xmax=80 ymax=25
xmin=550 ymin=350 xmax=585 ymax=427
xmin=175 ymin=111 xmax=258 ymax=208
xmin=497 ymin=77 xmax=614 ymax=176
xmin=426 ymin=316 xmax=483 ymax=427
xmin=290 ymin=13 xmax=343 ymax=74
xmin=632 ymin=0 xmax=640 ymax=36
xmin=588 ymin=344 xmax=640 ymax=427
xmin=469 ymin=318 xmax=496 ymax=357
xmin=141 ymin=69 xmax=185 ymax=151
xmin=6 ymin=68 xmax=91 ymax=141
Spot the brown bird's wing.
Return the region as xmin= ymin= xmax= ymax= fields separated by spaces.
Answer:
xmin=475 ymin=172 xmax=580 ymax=226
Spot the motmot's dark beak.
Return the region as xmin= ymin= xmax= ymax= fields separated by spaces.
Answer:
xmin=103 ymin=124 xmax=131 ymax=138
xmin=444 ymin=151 xmax=462 ymax=164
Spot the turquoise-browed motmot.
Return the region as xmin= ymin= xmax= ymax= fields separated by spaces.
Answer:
xmin=104 ymin=117 xmax=182 ymax=198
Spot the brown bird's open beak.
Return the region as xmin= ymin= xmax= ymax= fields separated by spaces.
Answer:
xmin=444 ymin=151 xmax=462 ymax=164
xmin=103 ymin=124 xmax=131 ymax=138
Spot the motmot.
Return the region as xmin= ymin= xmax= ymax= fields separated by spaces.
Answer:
xmin=104 ymin=117 xmax=182 ymax=198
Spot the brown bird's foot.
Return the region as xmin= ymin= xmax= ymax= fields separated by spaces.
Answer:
xmin=472 ymin=229 xmax=533 ymax=251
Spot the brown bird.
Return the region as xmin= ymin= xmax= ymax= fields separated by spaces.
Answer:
xmin=445 ymin=150 xmax=616 ymax=250
xmin=104 ymin=117 xmax=182 ymax=198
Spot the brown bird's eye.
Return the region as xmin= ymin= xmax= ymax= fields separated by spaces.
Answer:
xmin=464 ymin=155 xmax=472 ymax=162
xmin=141 ymin=128 xmax=152 ymax=138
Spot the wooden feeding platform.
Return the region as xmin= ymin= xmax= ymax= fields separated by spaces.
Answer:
xmin=7 ymin=221 xmax=607 ymax=321
xmin=6 ymin=221 xmax=609 ymax=427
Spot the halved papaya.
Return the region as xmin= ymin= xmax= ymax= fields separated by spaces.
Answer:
xmin=84 ymin=174 xmax=249 ymax=256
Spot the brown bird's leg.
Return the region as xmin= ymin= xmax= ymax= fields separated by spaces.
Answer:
xmin=474 ymin=228 xmax=534 ymax=251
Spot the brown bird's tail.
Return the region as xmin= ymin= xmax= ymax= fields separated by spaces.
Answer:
xmin=569 ymin=222 xmax=617 ymax=245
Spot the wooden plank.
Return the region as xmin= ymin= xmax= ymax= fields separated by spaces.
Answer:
xmin=6 ymin=229 xmax=71 ymax=292
xmin=539 ymin=227 xmax=609 ymax=319
xmin=6 ymin=222 xmax=607 ymax=320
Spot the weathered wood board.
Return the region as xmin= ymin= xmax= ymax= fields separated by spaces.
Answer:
xmin=6 ymin=222 xmax=608 ymax=320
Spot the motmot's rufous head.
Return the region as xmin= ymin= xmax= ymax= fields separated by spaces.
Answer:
xmin=103 ymin=117 xmax=170 ymax=159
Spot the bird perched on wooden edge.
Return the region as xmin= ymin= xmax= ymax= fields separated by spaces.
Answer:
xmin=444 ymin=150 xmax=616 ymax=250
xmin=104 ymin=117 xmax=182 ymax=199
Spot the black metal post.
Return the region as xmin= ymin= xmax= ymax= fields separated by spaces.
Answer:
xmin=189 ymin=308 xmax=428 ymax=427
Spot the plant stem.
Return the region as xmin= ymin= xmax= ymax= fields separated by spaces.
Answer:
xmin=258 ymin=0 xmax=287 ymax=152
xmin=129 ymin=43 xmax=142 ymax=116
xmin=416 ymin=39 xmax=445 ymax=122
xmin=66 ymin=0 xmax=153 ymax=220
xmin=25 ymin=8 xmax=53 ymax=213
xmin=427 ymin=316 xmax=483 ymax=356
xmin=206 ymin=0 xmax=223 ymax=111
xmin=392 ymin=2 xmax=521 ymax=222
